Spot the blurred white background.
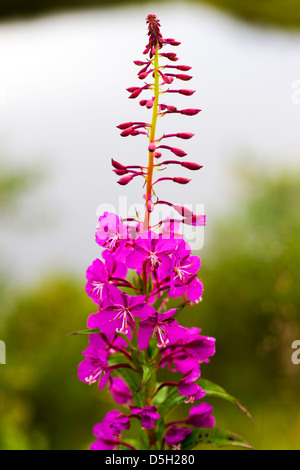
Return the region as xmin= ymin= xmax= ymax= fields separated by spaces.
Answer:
xmin=0 ymin=2 xmax=299 ymax=283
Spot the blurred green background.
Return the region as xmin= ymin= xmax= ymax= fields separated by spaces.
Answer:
xmin=1 ymin=0 xmax=300 ymax=29
xmin=0 ymin=0 xmax=300 ymax=450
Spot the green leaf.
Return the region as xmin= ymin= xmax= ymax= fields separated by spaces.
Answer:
xmin=108 ymin=353 xmax=144 ymax=407
xmin=198 ymin=378 xmax=253 ymax=421
xmin=156 ymin=387 xmax=184 ymax=418
xmin=136 ymin=363 xmax=156 ymax=392
xmin=181 ymin=427 xmax=254 ymax=450
xmin=66 ymin=328 xmax=100 ymax=336
xmin=115 ymin=366 xmax=145 ymax=408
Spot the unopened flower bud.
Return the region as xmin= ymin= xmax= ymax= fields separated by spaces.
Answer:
xmin=126 ymin=87 xmax=139 ymax=93
xmin=171 ymin=147 xmax=187 ymax=157
xmin=129 ymin=88 xmax=143 ymax=99
xmin=139 ymin=99 xmax=147 ymax=106
xmin=165 ymin=38 xmax=181 ymax=46
xmin=176 ymin=74 xmax=192 ymax=81
xmin=181 ymin=161 xmax=203 ymax=170
xmin=146 ymin=200 xmax=155 ymax=212
xmin=120 ymin=127 xmax=134 ymax=136
xmin=179 ymin=89 xmax=195 ymax=96
xmin=148 ymin=142 xmax=156 ymax=152
xmin=111 ymin=158 xmax=126 ymax=170
xmin=117 ymin=174 xmax=134 ymax=185
xmin=117 ymin=122 xmax=133 ymax=130
xmin=113 ymin=168 xmax=128 ymax=176
xmin=159 ymin=71 xmax=173 ymax=84
xmin=181 ymin=108 xmax=201 ymax=115
xmin=154 ymin=151 xmax=162 ymax=158
xmin=173 ymin=177 xmax=191 ymax=184
xmin=160 ymin=52 xmax=178 ymax=61
xmin=177 ymin=132 xmax=194 ymax=139
xmin=146 ymin=98 xmax=155 ymax=109
xmin=176 ymin=65 xmax=192 ymax=71
xmin=158 ymin=145 xmax=186 ymax=157
xmin=138 ymin=71 xmax=150 ymax=80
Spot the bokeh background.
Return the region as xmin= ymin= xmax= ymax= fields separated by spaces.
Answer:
xmin=0 ymin=0 xmax=300 ymax=450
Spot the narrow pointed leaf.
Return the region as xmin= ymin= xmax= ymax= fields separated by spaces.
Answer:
xmin=67 ymin=328 xmax=100 ymax=336
xmin=136 ymin=363 xmax=156 ymax=392
xmin=198 ymin=378 xmax=253 ymax=421
xmin=181 ymin=427 xmax=254 ymax=450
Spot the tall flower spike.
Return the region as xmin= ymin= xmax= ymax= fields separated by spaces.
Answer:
xmin=78 ymin=14 xmax=251 ymax=453
xmin=114 ymin=13 xmax=203 ymax=232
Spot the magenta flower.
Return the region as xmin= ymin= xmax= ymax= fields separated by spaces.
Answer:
xmin=95 ymin=212 xmax=128 ymax=249
xmin=87 ymin=290 xmax=155 ymax=335
xmin=160 ymin=328 xmax=216 ymax=373
xmin=138 ymin=308 xmax=184 ymax=349
xmin=85 ymin=257 xmax=126 ymax=306
xmin=129 ymin=405 xmax=160 ymax=429
xmin=186 ymin=403 xmax=215 ymax=428
xmin=78 ymin=343 xmax=111 ymax=389
xmin=90 ymin=422 xmax=119 ymax=450
xmin=164 ymin=426 xmax=192 ymax=449
xmin=91 ymin=410 xmax=130 ymax=450
xmin=177 ymin=368 xmax=206 ymax=403
xmin=126 ymin=231 xmax=177 ymax=275
xmin=109 ymin=377 xmax=133 ymax=405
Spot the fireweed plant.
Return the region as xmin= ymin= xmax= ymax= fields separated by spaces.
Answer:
xmin=76 ymin=14 xmax=252 ymax=451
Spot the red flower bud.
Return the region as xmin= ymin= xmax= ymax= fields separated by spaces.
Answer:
xmin=111 ymin=158 xmax=126 ymax=170
xmin=171 ymin=147 xmax=187 ymax=157
xmin=154 ymin=151 xmax=162 ymax=158
xmin=117 ymin=122 xmax=133 ymax=130
xmin=120 ymin=127 xmax=134 ymax=136
xmin=146 ymin=98 xmax=155 ymax=109
xmin=138 ymin=71 xmax=150 ymax=80
xmin=160 ymin=52 xmax=178 ymax=61
xmin=173 ymin=177 xmax=191 ymax=184
xmin=134 ymin=60 xmax=145 ymax=66
xmin=179 ymin=89 xmax=196 ymax=96
xmin=139 ymin=99 xmax=147 ymax=106
xmin=159 ymin=71 xmax=173 ymax=84
xmin=166 ymin=39 xmax=181 ymax=46
xmin=158 ymin=145 xmax=186 ymax=157
xmin=176 ymin=74 xmax=193 ymax=81
xmin=177 ymin=133 xmax=194 ymax=139
xmin=181 ymin=161 xmax=203 ymax=170
xmin=146 ymin=200 xmax=155 ymax=212
xmin=148 ymin=142 xmax=156 ymax=152
xmin=176 ymin=65 xmax=192 ymax=71
xmin=117 ymin=174 xmax=134 ymax=185
xmin=129 ymin=88 xmax=143 ymax=99
xmin=113 ymin=168 xmax=128 ymax=175
xmin=126 ymin=87 xmax=139 ymax=92
xmin=181 ymin=108 xmax=201 ymax=115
